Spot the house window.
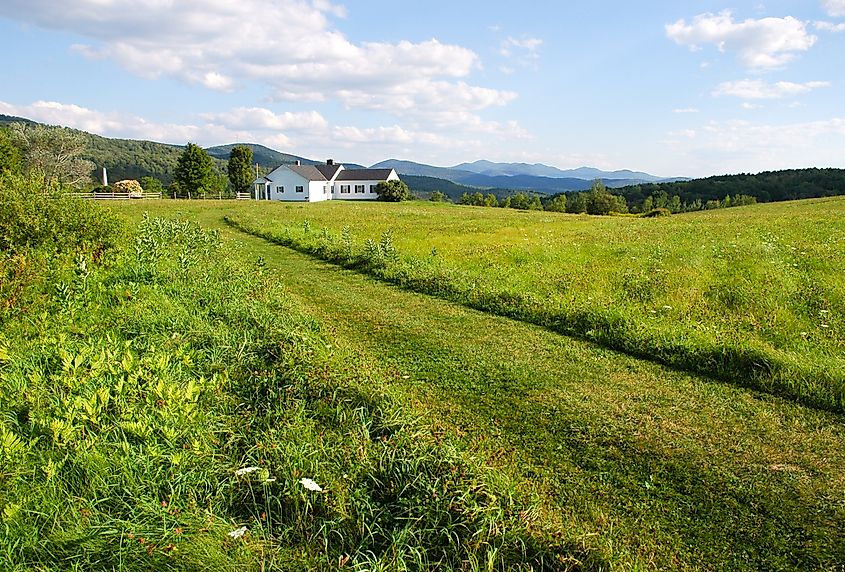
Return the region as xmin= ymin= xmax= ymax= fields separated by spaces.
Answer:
xmin=324 ymin=185 xmax=329 ymax=194
xmin=355 ymin=185 xmax=365 ymax=193
xmin=340 ymin=185 xmax=351 ymax=194
xmin=296 ymin=186 xmax=304 ymax=193
xmin=277 ymin=186 xmax=284 ymax=193
xmin=370 ymin=185 xmax=377 ymax=193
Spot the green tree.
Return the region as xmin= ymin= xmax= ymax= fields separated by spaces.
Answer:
xmin=529 ymin=195 xmax=543 ymax=210
xmin=0 ymin=128 xmax=22 ymax=174
xmin=566 ymin=192 xmax=587 ymax=213
xmin=10 ymin=123 xmax=94 ymax=187
xmin=499 ymin=196 xmax=512 ymax=208
xmin=586 ymin=179 xmax=627 ymax=215
xmin=668 ymin=195 xmax=682 ymax=213
xmin=374 ymin=179 xmax=411 ymax=202
xmin=174 ymin=143 xmax=216 ymax=198
xmin=227 ymin=145 xmax=254 ymax=194
xmin=429 ymin=191 xmax=446 ymax=202
xmin=510 ymin=192 xmax=530 ymax=210
xmin=484 ymin=193 xmax=499 ymax=207
xmin=459 ymin=192 xmax=472 ymax=205
xmin=545 ymin=194 xmax=567 ymax=212
xmin=139 ymin=176 xmax=164 ymax=193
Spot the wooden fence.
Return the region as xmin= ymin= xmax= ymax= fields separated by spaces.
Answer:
xmin=69 ymin=192 xmax=163 ymax=200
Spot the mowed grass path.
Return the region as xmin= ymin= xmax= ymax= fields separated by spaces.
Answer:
xmin=228 ymin=198 xmax=845 ymax=413
xmin=114 ymin=202 xmax=845 ymax=570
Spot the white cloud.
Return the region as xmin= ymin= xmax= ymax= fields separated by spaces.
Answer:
xmin=713 ymin=79 xmax=830 ymax=99
xmin=741 ymin=102 xmax=763 ymax=109
xmin=499 ymin=36 xmax=543 ymax=70
xmin=200 ymin=108 xmax=328 ymax=131
xmin=0 ymin=100 xmax=309 ymax=149
xmin=666 ymin=11 xmax=816 ymax=69
xmin=673 ymin=108 xmax=700 ymax=113
xmin=823 ymin=0 xmax=845 ymax=17
xmin=0 ymin=0 xmax=514 ymax=125
xmin=815 ymin=20 xmax=845 ymax=32
xmin=0 ymin=98 xmax=530 ymax=169
xmin=664 ymin=117 xmax=845 ymax=174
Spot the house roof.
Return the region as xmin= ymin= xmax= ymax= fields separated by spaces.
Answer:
xmin=288 ymin=165 xmax=328 ymax=181
xmin=315 ymin=164 xmax=342 ymax=179
xmin=336 ymin=168 xmax=395 ymax=181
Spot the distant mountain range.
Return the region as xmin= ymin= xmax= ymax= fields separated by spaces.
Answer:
xmin=370 ymin=159 xmax=687 ymax=194
xmin=206 ymin=144 xmax=364 ymax=170
xmin=1 ymin=113 xmax=684 ymax=193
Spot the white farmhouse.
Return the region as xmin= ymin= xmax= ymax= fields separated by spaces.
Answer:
xmin=253 ymin=159 xmax=400 ymax=202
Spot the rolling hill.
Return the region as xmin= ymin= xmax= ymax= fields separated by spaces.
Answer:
xmin=371 ymin=159 xmax=686 ymax=194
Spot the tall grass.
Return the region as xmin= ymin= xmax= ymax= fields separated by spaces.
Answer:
xmin=0 ymin=182 xmax=582 ymax=569
xmin=223 ymin=199 xmax=845 ymax=413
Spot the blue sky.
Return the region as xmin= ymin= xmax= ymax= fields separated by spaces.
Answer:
xmin=1 ymin=1 xmax=843 ymax=177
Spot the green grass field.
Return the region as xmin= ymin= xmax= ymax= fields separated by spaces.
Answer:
xmin=221 ymin=198 xmax=845 ymax=413
xmin=3 ymin=185 xmax=845 ymax=570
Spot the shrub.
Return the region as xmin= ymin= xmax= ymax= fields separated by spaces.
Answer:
xmin=0 ymin=171 xmax=122 ymax=255
xmin=374 ymin=179 xmax=411 ymax=202
xmin=641 ymin=208 xmax=672 ymax=218
xmin=113 ymin=179 xmax=144 ymax=197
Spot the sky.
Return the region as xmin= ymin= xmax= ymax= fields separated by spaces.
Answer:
xmin=0 ymin=1 xmax=844 ymax=178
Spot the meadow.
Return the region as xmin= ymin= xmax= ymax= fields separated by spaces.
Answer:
xmin=2 ymin=185 xmax=844 ymax=570
xmin=222 ymin=199 xmax=845 ymax=414
xmin=0 ymin=176 xmax=572 ymax=570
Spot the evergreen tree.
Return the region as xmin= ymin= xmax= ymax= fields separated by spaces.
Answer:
xmin=227 ymin=145 xmax=254 ymax=194
xmin=174 ymin=143 xmax=216 ymax=197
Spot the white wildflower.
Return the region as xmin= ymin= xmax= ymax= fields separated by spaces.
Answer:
xmin=264 ymin=478 xmax=276 ymax=484
xmin=300 ymin=477 xmax=323 ymax=492
xmin=235 ymin=466 xmax=261 ymax=476
xmin=228 ymin=526 xmax=248 ymax=539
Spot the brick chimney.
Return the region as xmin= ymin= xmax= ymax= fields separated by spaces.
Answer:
xmin=327 ymin=159 xmax=334 ymax=165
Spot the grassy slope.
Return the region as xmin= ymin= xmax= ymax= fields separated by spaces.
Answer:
xmin=223 ymin=199 xmax=845 ymax=413
xmin=113 ymin=201 xmax=845 ymax=570
xmin=1 ymin=194 xmax=573 ymax=570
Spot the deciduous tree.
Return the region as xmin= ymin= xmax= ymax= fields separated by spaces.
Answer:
xmin=10 ymin=123 xmax=94 ymax=187
xmin=374 ymin=179 xmax=411 ymax=202
xmin=0 ymin=127 xmax=22 ymax=174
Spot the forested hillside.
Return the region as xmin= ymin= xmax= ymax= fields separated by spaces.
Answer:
xmin=617 ymin=168 xmax=845 ymax=207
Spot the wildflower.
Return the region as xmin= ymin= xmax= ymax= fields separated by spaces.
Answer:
xmin=662 ymin=305 xmax=672 ymax=310
xmin=821 ymin=324 xmax=830 ymax=329
xmin=228 ymin=526 xmax=248 ymax=539
xmin=235 ymin=466 xmax=260 ymax=476
xmin=299 ymin=477 xmax=323 ymax=492
xmin=263 ymin=478 xmax=276 ymax=484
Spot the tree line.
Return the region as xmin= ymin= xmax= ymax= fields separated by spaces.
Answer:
xmin=0 ymin=122 xmax=255 ymax=197
xmin=615 ymin=168 xmax=845 ymax=207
